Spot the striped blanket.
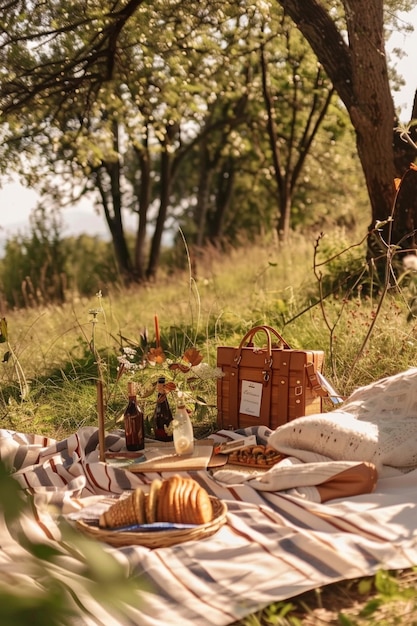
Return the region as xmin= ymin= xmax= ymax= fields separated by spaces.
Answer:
xmin=1 ymin=419 xmax=417 ymax=626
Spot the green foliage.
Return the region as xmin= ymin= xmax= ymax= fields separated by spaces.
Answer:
xmin=312 ymin=229 xmax=370 ymax=298
xmin=0 ymin=459 xmax=26 ymax=522
xmin=336 ymin=570 xmax=417 ymax=625
xmin=0 ymin=215 xmax=122 ymax=308
xmin=0 ymin=205 xmax=67 ymax=308
xmin=0 ymin=0 xmax=365 ymax=283
xmin=62 ymin=234 xmax=120 ymax=296
xmin=233 ymin=569 xmax=417 ymax=625
xmin=0 ymin=316 xmax=28 ymax=401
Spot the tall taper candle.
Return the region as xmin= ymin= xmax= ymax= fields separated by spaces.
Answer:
xmin=154 ymin=314 xmax=160 ymax=348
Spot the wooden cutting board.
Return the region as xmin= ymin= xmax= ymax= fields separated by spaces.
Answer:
xmin=126 ymin=441 xmax=227 ymax=473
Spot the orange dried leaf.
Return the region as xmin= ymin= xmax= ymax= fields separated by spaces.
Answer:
xmin=183 ymin=347 xmax=203 ymax=367
xmin=147 ymin=347 xmax=166 ymax=364
xmin=169 ymin=363 xmax=191 ymax=373
xmin=164 ymin=381 xmax=177 ymax=393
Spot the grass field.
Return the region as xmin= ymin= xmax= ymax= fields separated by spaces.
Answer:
xmin=2 ymin=229 xmax=417 ymax=624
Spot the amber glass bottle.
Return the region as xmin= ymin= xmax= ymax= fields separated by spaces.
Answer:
xmin=152 ymin=376 xmax=173 ymax=441
xmin=123 ymin=381 xmax=145 ymax=451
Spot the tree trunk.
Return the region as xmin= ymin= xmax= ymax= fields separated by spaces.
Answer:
xmin=92 ymin=121 xmax=135 ymax=283
xmin=146 ymin=124 xmax=178 ymax=280
xmin=95 ymin=165 xmax=133 ymax=282
xmin=195 ymin=143 xmax=212 ymax=249
xmin=277 ymin=0 xmax=406 ymax=254
xmin=146 ymin=155 xmax=171 ymax=280
xmin=208 ymin=159 xmax=235 ymax=244
xmin=133 ymin=134 xmax=151 ymax=282
xmin=260 ymin=40 xmax=286 ymax=241
xmin=260 ymin=20 xmax=335 ymax=243
xmin=276 ymin=186 xmax=292 ymax=241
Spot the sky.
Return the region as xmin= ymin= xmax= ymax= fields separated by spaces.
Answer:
xmin=388 ymin=5 xmax=417 ymax=117
xmin=0 ymin=6 xmax=416 ymax=238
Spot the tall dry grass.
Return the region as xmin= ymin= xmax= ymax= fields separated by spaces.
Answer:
xmin=1 ymin=228 xmax=417 ymax=438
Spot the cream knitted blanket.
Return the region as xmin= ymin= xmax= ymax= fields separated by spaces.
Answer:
xmin=271 ymin=367 xmax=417 ymax=472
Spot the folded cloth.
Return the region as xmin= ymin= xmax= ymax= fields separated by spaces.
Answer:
xmin=316 ymin=462 xmax=378 ymax=502
xmin=213 ymin=456 xmax=378 ymax=503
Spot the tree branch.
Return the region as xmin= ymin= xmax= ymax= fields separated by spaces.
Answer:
xmin=0 ymin=0 xmax=147 ymax=115
xmin=276 ymin=0 xmax=354 ymax=108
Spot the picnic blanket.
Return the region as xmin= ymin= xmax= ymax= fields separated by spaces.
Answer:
xmin=2 ymin=368 xmax=417 ymax=625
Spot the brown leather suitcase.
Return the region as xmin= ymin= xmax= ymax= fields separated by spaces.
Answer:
xmin=216 ymin=325 xmax=328 ymax=430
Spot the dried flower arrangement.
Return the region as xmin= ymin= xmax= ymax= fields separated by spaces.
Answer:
xmin=116 ymin=315 xmax=223 ymax=413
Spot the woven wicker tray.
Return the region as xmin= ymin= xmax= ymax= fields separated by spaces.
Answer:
xmin=75 ymin=496 xmax=227 ymax=548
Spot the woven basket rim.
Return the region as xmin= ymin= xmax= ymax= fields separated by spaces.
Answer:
xmin=75 ymin=496 xmax=227 ymax=549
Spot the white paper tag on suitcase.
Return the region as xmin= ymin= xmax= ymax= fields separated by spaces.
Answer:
xmin=240 ymin=380 xmax=262 ymax=416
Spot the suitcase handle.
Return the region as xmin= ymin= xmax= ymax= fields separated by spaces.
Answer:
xmin=239 ymin=325 xmax=291 ymax=351
xmin=242 ymin=327 xmax=329 ymax=396
xmin=233 ymin=325 xmax=291 ymax=367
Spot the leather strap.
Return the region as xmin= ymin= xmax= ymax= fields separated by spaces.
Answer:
xmin=305 ymin=362 xmax=330 ymax=398
xmin=229 ymin=327 xmax=275 ymax=422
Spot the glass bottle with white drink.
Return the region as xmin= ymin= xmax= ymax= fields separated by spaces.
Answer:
xmin=173 ymin=393 xmax=194 ymax=456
